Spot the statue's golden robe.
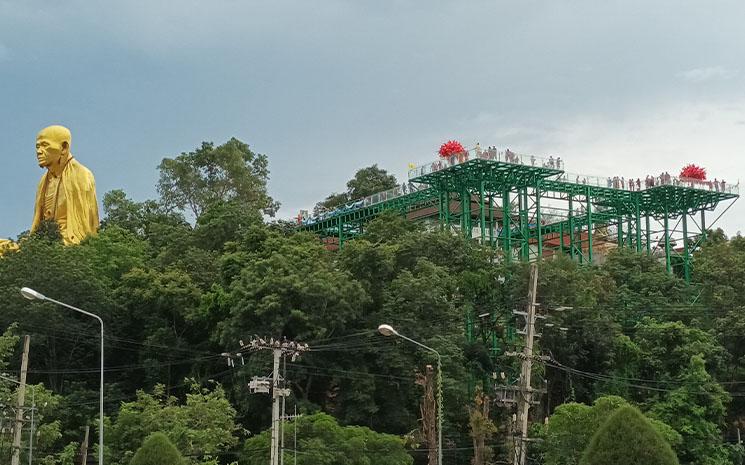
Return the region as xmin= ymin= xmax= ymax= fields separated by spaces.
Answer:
xmin=31 ymin=157 xmax=99 ymax=244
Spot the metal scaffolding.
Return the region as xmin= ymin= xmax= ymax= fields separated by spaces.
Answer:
xmin=299 ymin=151 xmax=738 ymax=282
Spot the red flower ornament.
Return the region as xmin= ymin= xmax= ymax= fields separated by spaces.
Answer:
xmin=438 ymin=140 xmax=465 ymax=159
xmin=679 ymin=164 xmax=707 ymax=181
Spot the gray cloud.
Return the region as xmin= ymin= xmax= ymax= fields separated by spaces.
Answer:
xmin=678 ymin=66 xmax=735 ymax=83
xmin=2 ymin=0 xmax=745 ymax=238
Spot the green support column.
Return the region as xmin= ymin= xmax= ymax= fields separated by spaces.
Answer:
xmin=635 ymin=200 xmax=642 ymax=253
xmin=503 ymin=189 xmax=512 ymax=261
xmin=617 ymin=216 xmax=623 ymax=247
xmin=438 ymin=190 xmax=443 ymax=229
xmin=463 ymin=188 xmax=472 ymax=238
xmin=466 ymin=305 xmax=475 ymax=342
xmin=444 ymin=191 xmax=451 ymax=230
xmin=490 ymin=311 xmax=499 ymax=357
xmin=338 ymin=221 xmax=344 ymax=249
xmin=536 ymin=186 xmax=543 ymax=260
xmin=479 ymin=181 xmax=486 ymax=243
xmin=664 ymin=206 xmax=671 ymax=273
xmin=682 ymin=211 xmax=690 ymax=283
xmin=701 ymin=210 xmax=707 ymax=242
xmin=627 ymin=217 xmax=633 ymax=248
xmin=465 ymin=304 xmax=475 ymax=397
xmin=519 ymin=188 xmax=529 ymax=260
xmin=586 ymin=187 xmax=593 ymax=263
xmin=460 ymin=189 xmax=466 ymax=232
xmin=488 ymin=194 xmax=495 ymax=248
xmin=559 ymin=222 xmax=564 ymax=253
xmin=645 ymin=215 xmax=651 ymax=255
xmin=568 ymin=196 xmax=576 ymax=260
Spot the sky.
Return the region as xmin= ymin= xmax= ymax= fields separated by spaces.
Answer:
xmin=1 ymin=0 xmax=744 ymax=238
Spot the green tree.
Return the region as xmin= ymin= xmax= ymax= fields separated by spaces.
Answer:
xmin=603 ymin=318 xmax=727 ymax=400
xmin=130 ymin=432 xmax=186 ymax=465
xmin=0 ymin=329 xmax=68 ymax=465
xmin=0 ymin=235 xmax=113 ymax=392
xmin=580 ymin=405 xmax=679 ymax=465
xmin=346 ymin=165 xmax=398 ymax=199
xmin=544 ymin=396 xmax=680 ymax=465
xmin=102 ymin=189 xmax=189 ymax=240
xmin=650 ymin=356 xmax=732 ymax=465
xmin=600 ymin=248 xmax=689 ymax=322
xmin=158 ymin=138 xmax=278 ymax=219
xmin=109 ymin=383 xmax=239 ymax=465
xmin=315 ymin=165 xmax=397 ymax=211
xmin=240 ymin=413 xmax=412 ymax=465
xmin=212 ymin=230 xmax=368 ymax=346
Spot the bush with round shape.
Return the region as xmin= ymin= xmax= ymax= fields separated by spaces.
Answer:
xmin=130 ymin=432 xmax=185 ymax=465
xmin=580 ymin=405 xmax=679 ymax=465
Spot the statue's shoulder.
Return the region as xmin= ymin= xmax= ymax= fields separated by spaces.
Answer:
xmin=66 ymin=157 xmax=97 ymax=189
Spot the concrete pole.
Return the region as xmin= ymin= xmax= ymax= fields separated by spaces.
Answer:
xmin=515 ymin=264 xmax=538 ymax=465
xmin=11 ymin=335 xmax=30 ymax=465
xmin=271 ymin=349 xmax=282 ymax=465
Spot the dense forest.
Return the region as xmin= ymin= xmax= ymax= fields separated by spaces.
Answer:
xmin=1 ymin=138 xmax=745 ymax=464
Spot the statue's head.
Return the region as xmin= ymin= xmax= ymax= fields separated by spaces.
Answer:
xmin=36 ymin=125 xmax=71 ymax=168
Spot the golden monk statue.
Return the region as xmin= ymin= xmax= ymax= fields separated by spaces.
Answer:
xmin=0 ymin=239 xmax=17 ymax=252
xmin=30 ymin=125 xmax=99 ymax=245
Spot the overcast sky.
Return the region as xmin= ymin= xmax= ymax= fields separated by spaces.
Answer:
xmin=1 ymin=0 xmax=744 ymax=238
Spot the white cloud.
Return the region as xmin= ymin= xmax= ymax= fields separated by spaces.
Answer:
xmin=677 ymin=66 xmax=735 ymax=83
xmin=528 ymin=99 xmax=745 ymax=234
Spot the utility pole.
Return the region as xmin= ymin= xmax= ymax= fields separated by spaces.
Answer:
xmin=280 ymin=356 xmax=287 ymax=465
xmin=11 ymin=335 xmax=30 ymax=465
xmin=79 ymin=426 xmax=90 ymax=465
xmin=514 ymin=264 xmax=538 ymax=465
xmin=270 ymin=348 xmax=281 ymax=465
xmin=238 ymin=338 xmax=308 ymax=465
xmin=28 ymin=388 xmax=35 ymax=465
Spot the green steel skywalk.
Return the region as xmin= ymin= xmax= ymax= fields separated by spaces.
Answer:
xmin=300 ymin=152 xmax=738 ymax=282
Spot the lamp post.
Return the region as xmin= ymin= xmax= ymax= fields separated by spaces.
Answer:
xmin=20 ymin=287 xmax=104 ymax=465
xmin=378 ymin=324 xmax=442 ymax=465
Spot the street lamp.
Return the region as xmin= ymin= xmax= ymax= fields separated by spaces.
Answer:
xmin=20 ymin=287 xmax=104 ymax=465
xmin=378 ymin=324 xmax=443 ymax=465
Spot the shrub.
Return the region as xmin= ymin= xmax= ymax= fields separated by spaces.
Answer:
xmin=580 ymin=405 xmax=678 ymax=465
xmin=130 ymin=432 xmax=185 ymax=465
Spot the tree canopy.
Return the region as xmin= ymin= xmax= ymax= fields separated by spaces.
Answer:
xmin=130 ymin=432 xmax=186 ymax=465
xmin=2 ymin=137 xmax=745 ymax=465
xmin=315 ymin=164 xmax=397 ymax=212
xmin=157 ymin=138 xmax=278 ymax=218
xmin=579 ymin=405 xmax=679 ymax=465
xmin=240 ymin=413 xmax=413 ymax=465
